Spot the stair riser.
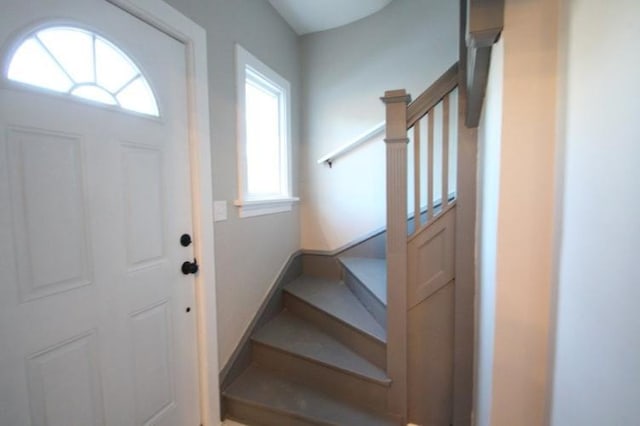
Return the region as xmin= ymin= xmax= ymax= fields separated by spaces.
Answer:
xmin=343 ymin=268 xmax=387 ymax=328
xmin=283 ymin=292 xmax=387 ymax=370
xmin=252 ymin=342 xmax=389 ymax=411
xmin=224 ymin=397 xmax=328 ymax=426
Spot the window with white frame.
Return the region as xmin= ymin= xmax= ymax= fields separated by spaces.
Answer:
xmin=234 ymin=44 xmax=298 ymax=218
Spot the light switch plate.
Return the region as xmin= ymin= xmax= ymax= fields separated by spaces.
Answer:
xmin=213 ymin=200 xmax=227 ymax=222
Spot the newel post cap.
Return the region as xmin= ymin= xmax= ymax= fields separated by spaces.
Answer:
xmin=381 ymin=89 xmax=412 ymax=104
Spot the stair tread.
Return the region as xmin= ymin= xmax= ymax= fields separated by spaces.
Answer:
xmin=253 ymin=310 xmax=390 ymax=384
xmin=339 ymin=257 xmax=387 ymax=306
xmin=284 ymin=276 xmax=386 ymax=342
xmin=224 ymin=364 xmax=397 ymax=426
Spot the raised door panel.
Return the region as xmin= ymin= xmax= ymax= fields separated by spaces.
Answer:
xmin=130 ymin=300 xmax=175 ymax=426
xmin=122 ymin=145 xmax=165 ymax=271
xmin=7 ymin=127 xmax=92 ymax=302
xmin=26 ymin=331 xmax=105 ymax=426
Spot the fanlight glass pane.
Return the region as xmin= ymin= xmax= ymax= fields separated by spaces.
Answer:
xmin=116 ymin=77 xmax=159 ymax=116
xmin=37 ymin=28 xmax=94 ymax=84
xmin=6 ymin=26 xmax=159 ymax=117
xmin=95 ymin=38 xmax=138 ymax=93
xmin=245 ymin=78 xmax=282 ymax=196
xmin=72 ymin=85 xmax=117 ymax=105
xmin=7 ymin=37 xmax=73 ymax=92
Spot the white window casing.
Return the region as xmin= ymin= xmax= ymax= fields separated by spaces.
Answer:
xmin=234 ymin=44 xmax=298 ymax=218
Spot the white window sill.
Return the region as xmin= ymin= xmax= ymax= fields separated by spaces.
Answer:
xmin=234 ymin=197 xmax=299 ymax=218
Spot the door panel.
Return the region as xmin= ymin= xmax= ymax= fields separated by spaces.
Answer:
xmin=0 ymin=1 xmax=199 ymax=425
xmin=7 ymin=127 xmax=92 ymax=302
xmin=26 ymin=331 xmax=105 ymax=426
xmin=130 ymin=301 xmax=175 ymax=426
xmin=123 ymin=145 xmax=165 ymax=270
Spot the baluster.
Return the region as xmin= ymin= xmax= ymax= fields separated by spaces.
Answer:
xmin=442 ymin=94 xmax=450 ymax=210
xmin=413 ymin=121 xmax=421 ymax=229
xmin=427 ymin=110 xmax=434 ymax=221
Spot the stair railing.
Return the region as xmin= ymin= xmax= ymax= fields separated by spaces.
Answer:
xmin=381 ymin=62 xmax=459 ymax=419
xmin=317 ymin=121 xmax=385 ymax=167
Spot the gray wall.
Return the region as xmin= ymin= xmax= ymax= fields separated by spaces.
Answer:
xmin=162 ymin=0 xmax=301 ymax=369
xmin=475 ymin=37 xmax=503 ymax=426
xmin=551 ymin=0 xmax=640 ymax=424
xmin=300 ymin=0 xmax=459 ymax=251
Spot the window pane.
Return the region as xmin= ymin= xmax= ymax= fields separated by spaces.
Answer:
xmin=245 ymin=79 xmax=281 ymax=196
xmin=72 ymin=85 xmax=117 ymax=105
xmin=117 ymin=76 xmax=159 ymax=116
xmin=7 ymin=26 xmax=159 ymax=117
xmin=37 ymin=27 xmax=94 ymax=84
xmin=95 ymin=38 xmax=138 ymax=93
xmin=7 ymin=37 xmax=73 ymax=92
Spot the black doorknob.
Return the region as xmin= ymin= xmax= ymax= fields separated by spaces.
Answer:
xmin=181 ymin=258 xmax=199 ymax=275
xmin=180 ymin=234 xmax=192 ymax=247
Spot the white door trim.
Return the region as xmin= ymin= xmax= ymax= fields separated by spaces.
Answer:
xmin=105 ymin=0 xmax=219 ymax=424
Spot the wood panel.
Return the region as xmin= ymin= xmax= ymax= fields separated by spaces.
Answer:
xmin=408 ymin=281 xmax=454 ymax=426
xmin=406 ymin=206 xmax=456 ymax=426
xmin=408 ymin=207 xmax=456 ymax=309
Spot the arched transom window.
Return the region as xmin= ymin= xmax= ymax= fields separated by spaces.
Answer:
xmin=6 ymin=26 xmax=159 ymax=116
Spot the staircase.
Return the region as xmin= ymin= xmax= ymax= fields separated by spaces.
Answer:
xmin=222 ymin=256 xmax=398 ymax=425
xmin=222 ymin=61 xmax=463 ymax=425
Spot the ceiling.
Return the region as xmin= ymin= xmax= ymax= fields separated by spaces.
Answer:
xmin=268 ymin=0 xmax=394 ymax=35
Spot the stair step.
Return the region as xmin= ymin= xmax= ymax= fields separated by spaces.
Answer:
xmin=253 ymin=310 xmax=390 ymax=385
xmin=224 ymin=364 xmax=399 ymax=426
xmin=339 ymin=257 xmax=387 ymax=306
xmin=339 ymin=257 xmax=387 ymax=327
xmin=284 ymin=276 xmax=386 ymax=342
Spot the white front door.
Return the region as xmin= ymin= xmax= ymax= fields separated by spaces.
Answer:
xmin=0 ymin=1 xmax=200 ymax=425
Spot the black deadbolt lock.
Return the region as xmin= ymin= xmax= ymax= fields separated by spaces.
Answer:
xmin=181 ymin=258 xmax=199 ymax=275
xmin=180 ymin=234 xmax=192 ymax=247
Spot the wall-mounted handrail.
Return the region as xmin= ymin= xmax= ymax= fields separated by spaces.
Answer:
xmin=317 ymin=121 xmax=385 ymax=167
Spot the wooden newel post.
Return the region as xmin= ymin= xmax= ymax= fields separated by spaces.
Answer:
xmin=380 ymin=89 xmax=411 ymax=420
